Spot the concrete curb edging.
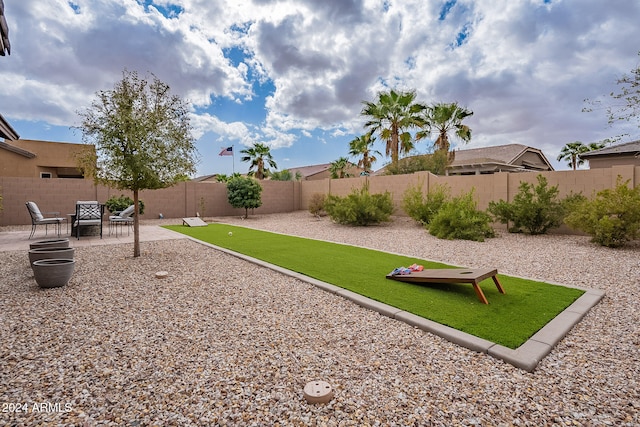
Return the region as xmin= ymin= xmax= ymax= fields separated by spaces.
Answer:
xmin=189 ymin=238 xmax=605 ymax=372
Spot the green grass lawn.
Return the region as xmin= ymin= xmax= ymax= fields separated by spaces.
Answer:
xmin=165 ymin=223 xmax=584 ymax=349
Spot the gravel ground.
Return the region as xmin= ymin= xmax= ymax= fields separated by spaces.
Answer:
xmin=1 ymin=211 xmax=639 ymax=426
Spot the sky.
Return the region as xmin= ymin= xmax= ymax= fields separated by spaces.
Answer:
xmin=1 ymin=0 xmax=639 ymax=177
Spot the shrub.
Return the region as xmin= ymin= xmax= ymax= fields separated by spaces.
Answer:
xmin=402 ymin=182 xmax=449 ymax=226
xmin=565 ymin=177 xmax=640 ymax=247
xmin=105 ymin=194 xmax=144 ymax=215
xmin=226 ymin=176 xmax=262 ymax=218
xmin=429 ymin=190 xmax=495 ymax=242
xmin=324 ymin=183 xmax=394 ymax=226
xmin=308 ymin=193 xmax=327 ymax=217
xmin=488 ymin=175 xmax=563 ymax=235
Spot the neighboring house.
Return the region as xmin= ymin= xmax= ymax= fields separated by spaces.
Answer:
xmin=191 ymin=174 xmax=219 ymax=183
xmin=1 ymin=113 xmax=91 ymax=179
xmin=375 ymin=144 xmax=554 ymax=176
xmin=287 ymin=163 xmax=365 ymax=180
xmin=446 ymin=144 xmax=554 ymax=175
xmin=578 ymin=140 xmax=640 ymax=169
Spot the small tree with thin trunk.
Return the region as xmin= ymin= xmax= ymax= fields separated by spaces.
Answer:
xmin=75 ymin=69 xmax=198 ymax=257
xmin=226 ymin=176 xmax=262 ymax=218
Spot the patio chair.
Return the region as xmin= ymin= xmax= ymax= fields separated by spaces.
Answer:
xmin=74 ymin=201 xmax=104 ymax=239
xmin=25 ymin=201 xmax=65 ymax=239
xmin=109 ymin=204 xmax=134 ymax=236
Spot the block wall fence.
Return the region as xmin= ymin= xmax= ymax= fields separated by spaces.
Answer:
xmin=1 ymin=165 xmax=638 ymax=228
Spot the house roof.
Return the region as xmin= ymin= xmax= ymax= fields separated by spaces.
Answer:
xmin=0 ymin=141 xmax=35 ymax=158
xmin=287 ymin=163 xmax=332 ymax=178
xmin=579 ymin=140 xmax=640 ymax=158
xmin=449 ymin=143 xmax=553 ymax=171
xmin=192 ymin=174 xmax=219 ymax=182
xmin=0 ymin=113 xmax=19 ymax=140
xmin=451 ymin=144 xmax=535 ymax=165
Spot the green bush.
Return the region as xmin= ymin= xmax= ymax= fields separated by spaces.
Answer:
xmin=324 ymin=183 xmax=394 ymax=226
xmin=105 ymin=194 xmax=144 ymax=215
xmin=429 ymin=190 xmax=495 ymax=242
xmin=402 ymin=182 xmax=449 ymax=226
xmin=385 ymin=150 xmax=450 ymax=176
xmin=308 ymin=193 xmax=327 ymax=217
xmin=488 ymin=175 xmax=563 ymax=235
xmin=565 ymin=177 xmax=640 ymax=247
xmin=226 ymin=176 xmax=263 ymax=218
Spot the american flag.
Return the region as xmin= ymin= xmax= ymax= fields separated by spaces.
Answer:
xmin=219 ymin=146 xmax=233 ymax=156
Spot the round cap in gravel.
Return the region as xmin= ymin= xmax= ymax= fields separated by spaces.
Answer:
xmin=155 ymin=271 xmax=168 ymax=279
xmin=303 ymin=380 xmax=334 ymax=404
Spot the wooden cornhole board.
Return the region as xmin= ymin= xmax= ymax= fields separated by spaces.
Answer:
xmin=386 ymin=268 xmax=505 ymax=304
xmin=182 ymin=217 xmax=208 ymax=227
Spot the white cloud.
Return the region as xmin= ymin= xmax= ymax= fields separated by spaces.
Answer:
xmin=1 ymin=0 xmax=639 ymax=173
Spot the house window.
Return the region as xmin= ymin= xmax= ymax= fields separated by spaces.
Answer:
xmin=40 ymin=172 xmax=52 ymax=178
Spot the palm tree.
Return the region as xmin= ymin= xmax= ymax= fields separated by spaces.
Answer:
xmin=240 ymin=143 xmax=277 ymax=179
xmin=361 ymin=89 xmax=425 ymax=167
xmin=348 ymin=133 xmax=381 ymax=174
xmin=558 ymin=141 xmax=606 ymax=170
xmin=417 ymin=102 xmax=473 ymax=153
xmin=329 ymin=157 xmax=353 ymax=179
xmin=557 ymin=141 xmax=586 ymax=170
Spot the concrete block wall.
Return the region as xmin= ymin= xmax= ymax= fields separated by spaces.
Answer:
xmin=2 ymin=166 xmax=638 ymax=227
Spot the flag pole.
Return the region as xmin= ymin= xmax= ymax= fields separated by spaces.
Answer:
xmin=232 ymin=145 xmax=235 ymax=174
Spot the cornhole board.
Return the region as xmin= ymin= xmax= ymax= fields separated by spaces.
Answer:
xmin=182 ymin=217 xmax=208 ymax=227
xmin=386 ymin=268 xmax=505 ymax=304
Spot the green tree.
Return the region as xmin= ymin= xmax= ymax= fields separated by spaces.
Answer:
xmin=385 ymin=149 xmax=449 ymax=175
xmin=226 ymin=176 xmax=262 ymax=218
xmin=361 ymin=89 xmax=425 ymax=168
xmin=348 ymin=132 xmax=380 ymax=174
xmin=329 ymin=157 xmax=354 ymax=179
xmin=417 ymin=102 xmax=473 ymax=153
xmin=270 ymin=169 xmax=302 ymax=181
xmin=557 ymin=141 xmax=605 ymax=170
xmin=75 ymin=69 xmax=197 ymax=257
xmin=240 ymin=143 xmax=277 ymax=179
xmin=215 ymin=173 xmax=242 ymax=183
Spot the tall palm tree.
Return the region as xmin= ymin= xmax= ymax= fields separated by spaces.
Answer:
xmin=361 ymin=89 xmax=425 ymax=167
xmin=348 ymin=132 xmax=381 ymax=174
xmin=417 ymin=102 xmax=473 ymax=152
xmin=240 ymin=143 xmax=277 ymax=179
xmin=329 ymin=157 xmax=353 ymax=179
xmin=558 ymin=141 xmax=606 ymax=170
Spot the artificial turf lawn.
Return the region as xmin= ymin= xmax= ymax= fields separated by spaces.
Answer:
xmin=165 ymin=223 xmax=585 ymax=349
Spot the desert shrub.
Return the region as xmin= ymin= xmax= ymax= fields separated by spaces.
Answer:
xmin=105 ymin=194 xmax=145 ymax=215
xmin=559 ymin=192 xmax=588 ymax=221
xmin=429 ymin=190 xmax=495 ymax=242
xmin=565 ymin=177 xmax=640 ymax=247
xmin=488 ymin=175 xmax=563 ymax=235
xmin=308 ymin=193 xmax=327 ymax=217
xmin=324 ymin=183 xmax=394 ymax=226
xmin=227 ymin=176 xmax=263 ymax=218
xmin=402 ymin=182 xmax=450 ymax=226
